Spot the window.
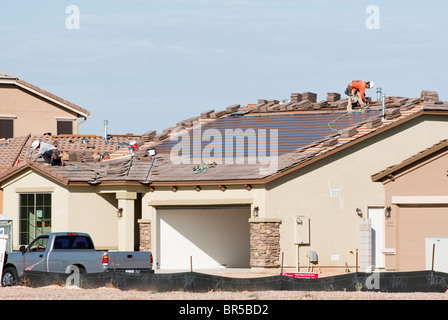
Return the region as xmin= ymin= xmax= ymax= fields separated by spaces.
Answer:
xmin=19 ymin=193 xmax=52 ymax=245
xmin=57 ymin=120 xmax=73 ymax=135
xmin=0 ymin=119 xmax=13 ymax=139
xmin=27 ymin=235 xmax=49 ymax=252
xmin=53 ymin=235 xmax=94 ymax=250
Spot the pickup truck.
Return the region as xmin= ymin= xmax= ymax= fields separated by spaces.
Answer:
xmin=2 ymin=232 xmax=153 ymax=286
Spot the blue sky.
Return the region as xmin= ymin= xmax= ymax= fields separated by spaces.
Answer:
xmin=1 ymin=0 xmax=447 ymax=136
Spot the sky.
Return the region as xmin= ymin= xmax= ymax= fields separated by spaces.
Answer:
xmin=1 ymin=0 xmax=448 ymax=136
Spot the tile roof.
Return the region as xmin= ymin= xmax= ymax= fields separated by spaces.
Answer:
xmin=0 ymin=73 xmax=90 ymax=118
xmin=371 ymin=138 xmax=448 ymax=182
xmin=2 ymin=90 xmax=448 ymax=187
xmin=0 ymin=133 xmax=140 ymax=171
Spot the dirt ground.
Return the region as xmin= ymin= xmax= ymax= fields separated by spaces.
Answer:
xmin=2 ymin=270 xmax=448 ymax=300
xmin=1 ymin=284 xmax=448 ymax=300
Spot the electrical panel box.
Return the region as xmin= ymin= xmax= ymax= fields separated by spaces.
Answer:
xmin=309 ymin=250 xmax=318 ymax=264
xmin=294 ymin=216 xmax=310 ymax=245
xmin=0 ymin=215 xmax=13 ymax=253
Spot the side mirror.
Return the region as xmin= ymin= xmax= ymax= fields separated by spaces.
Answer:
xmin=19 ymin=245 xmax=26 ymax=253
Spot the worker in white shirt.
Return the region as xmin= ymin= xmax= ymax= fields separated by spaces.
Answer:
xmin=29 ymin=140 xmax=57 ymax=164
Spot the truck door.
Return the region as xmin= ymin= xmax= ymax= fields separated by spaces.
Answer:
xmin=23 ymin=235 xmax=49 ymax=272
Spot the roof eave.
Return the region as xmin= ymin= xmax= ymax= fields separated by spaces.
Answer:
xmin=371 ymin=139 xmax=448 ymax=182
xmin=0 ymin=78 xmax=91 ymax=118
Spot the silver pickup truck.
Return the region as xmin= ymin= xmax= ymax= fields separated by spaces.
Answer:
xmin=2 ymin=232 xmax=153 ymax=286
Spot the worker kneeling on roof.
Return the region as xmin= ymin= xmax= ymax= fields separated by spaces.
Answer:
xmin=346 ymin=80 xmax=374 ymax=111
xmin=29 ymin=140 xmax=58 ymax=165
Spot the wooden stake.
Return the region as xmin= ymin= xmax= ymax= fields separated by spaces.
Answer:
xmin=280 ymin=252 xmax=284 ymax=274
xmin=432 ymin=243 xmax=436 ymax=271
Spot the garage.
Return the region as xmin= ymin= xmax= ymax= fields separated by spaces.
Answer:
xmin=371 ymin=139 xmax=448 ymax=272
xmin=397 ymin=206 xmax=448 ymax=271
xmin=156 ymin=206 xmax=251 ymax=270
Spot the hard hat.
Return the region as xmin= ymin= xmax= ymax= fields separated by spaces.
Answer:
xmin=367 ymin=81 xmax=374 ymax=88
xmin=31 ymin=140 xmax=40 ymax=150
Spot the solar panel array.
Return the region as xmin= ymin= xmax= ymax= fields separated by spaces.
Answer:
xmin=155 ymin=110 xmax=382 ymax=158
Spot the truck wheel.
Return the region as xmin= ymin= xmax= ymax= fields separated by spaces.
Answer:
xmin=2 ymin=267 xmax=18 ymax=287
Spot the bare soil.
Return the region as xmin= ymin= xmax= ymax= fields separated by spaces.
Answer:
xmin=1 ymin=285 xmax=447 ymax=300
xmin=2 ymin=270 xmax=447 ymax=300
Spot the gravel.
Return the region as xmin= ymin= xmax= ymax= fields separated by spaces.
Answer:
xmin=1 ymin=285 xmax=448 ymax=300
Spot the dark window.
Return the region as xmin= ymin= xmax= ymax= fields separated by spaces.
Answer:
xmin=53 ymin=235 xmax=94 ymax=250
xmin=19 ymin=193 xmax=52 ymax=245
xmin=0 ymin=119 xmax=13 ymax=139
xmin=57 ymin=120 xmax=73 ymax=135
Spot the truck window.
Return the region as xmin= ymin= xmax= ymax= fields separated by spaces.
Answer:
xmin=53 ymin=235 xmax=94 ymax=250
xmin=27 ymin=235 xmax=49 ymax=252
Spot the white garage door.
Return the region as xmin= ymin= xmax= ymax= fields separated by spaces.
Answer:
xmin=157 ymin=206 xmax=251 ymax=270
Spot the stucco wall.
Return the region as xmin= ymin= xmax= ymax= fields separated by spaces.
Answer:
xmin=265 ymin=116 xmax=448 ymax=272
xmin=1 ymin=170 xmax=120 ymax=250
xmin=67 ymin=190 xmax=119 ymax=250
xmin=1 ymin=169 xmax=69 ymax=249
xmin=0 ymin=85 xmax=79 ymax=137
xmin=381 ymin=147 xmax=448 ymax=271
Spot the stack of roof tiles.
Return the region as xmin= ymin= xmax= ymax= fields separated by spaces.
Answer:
xmin=421 ymin=90 xmax=439 ymax=102
xmin=302 ymin=92 xmax=317 ymax=103
xmin=327 ymin=92 xmax=341 ymax=102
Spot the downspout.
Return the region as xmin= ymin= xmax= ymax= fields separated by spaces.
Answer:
xmin=76 ymin=116 xmax=87 ymax=135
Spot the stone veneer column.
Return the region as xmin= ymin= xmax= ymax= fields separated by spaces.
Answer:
xmin=138 ymin=219 xmax=151 ymax=251
xmin=249 ymin=218 xmax=282 ymax=268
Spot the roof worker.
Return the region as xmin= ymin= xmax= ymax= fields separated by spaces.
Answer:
xmin=29 ymin=140 xmax=57 ymax=165
xmin=345 ymin=80 xmax=374 ymax=111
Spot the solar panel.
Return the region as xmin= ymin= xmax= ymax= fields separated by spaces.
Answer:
xmin=155 ymin=110 xmax=382 ymax=157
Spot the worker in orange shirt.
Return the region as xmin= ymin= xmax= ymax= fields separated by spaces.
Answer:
xmin=345 ymin=80 xmax=374 ymax=111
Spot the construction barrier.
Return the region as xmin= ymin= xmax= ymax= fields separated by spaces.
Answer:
xmin=20 ymin=270 xmax=448 ymax=293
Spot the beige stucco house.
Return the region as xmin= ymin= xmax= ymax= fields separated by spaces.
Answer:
xmin=372 ymin=139 xmax=448 ymax=272
xmin=1 ymin=90 xmax=448 ymax=275
xmin=0 ymin=73 xmax=90 ymax=139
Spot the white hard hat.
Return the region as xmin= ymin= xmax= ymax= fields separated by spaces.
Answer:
xmin=31 ymin=140 xmax=40 ymax=150
xmin=368 ymin=81 xmax=374 ymax=88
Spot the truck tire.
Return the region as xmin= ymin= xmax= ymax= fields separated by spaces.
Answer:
xmin=2 ymin=267 xmax=18 ymax=287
